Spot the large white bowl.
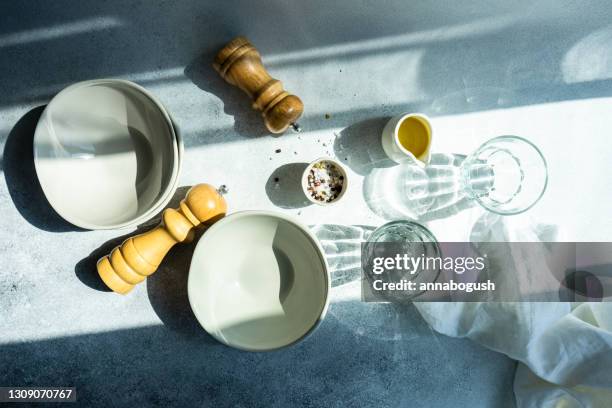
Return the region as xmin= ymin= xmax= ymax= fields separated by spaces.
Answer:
xmin=34 ymin=79 xmax=181 ymax=229
xmin=188 ymin=211 xmax=330 ymax=351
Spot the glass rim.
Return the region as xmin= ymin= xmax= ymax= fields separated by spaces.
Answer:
xmin=467 ymin=135 xmax=548 ymax=216
xmin=365 ymin=220 xmax=441 ymax=302
xmin=368 ymin=220 xmax=440 ymax=243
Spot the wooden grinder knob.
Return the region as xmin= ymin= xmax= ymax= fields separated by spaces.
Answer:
xmin=213 ymin=36 xmax=304 ymax=134
xmin=97 ymin=184 xmax=228 ymax=294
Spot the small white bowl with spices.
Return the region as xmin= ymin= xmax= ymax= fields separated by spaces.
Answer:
xmin=302 ymin=157 xmax=348 ymax=205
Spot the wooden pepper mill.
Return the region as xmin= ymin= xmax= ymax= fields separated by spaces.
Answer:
xmin=97 ymin=184 xmax=228 ymax=294
xmin=213 ymin=36 xmax=304 ymax=134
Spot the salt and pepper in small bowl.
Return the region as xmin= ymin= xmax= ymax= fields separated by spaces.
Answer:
xmin=301 ymin=158 xmax=348 ymax=205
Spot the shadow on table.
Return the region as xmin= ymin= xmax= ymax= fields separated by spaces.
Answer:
xmin=73 ymin=186 xmax=191 ymax=292
xmin=2 ymin=106 xmax=85 ymax=233
xmin=6 ymin=221 xmax=515 ymax=406
xmin=333 ymin=117 xmax=396 ymax=176
xmin=311 ymin=223 xmax=374 ymax=288
xmin=0 ymin=304 xmax=515 ymax=407
xmin=145 ymin=227 xmax=219 ymax=344
xmin=185 ymin=52 xmax=270 ymax=139
xmin=265 ymin=162 xmax=311 ymax=209
xmin=74 ymin=185 xmax=217 ymax=342
xmin=74 ymin=229 xmax=136 ymax=293
xmin=362 ymin=152 xmax=474 ymax=222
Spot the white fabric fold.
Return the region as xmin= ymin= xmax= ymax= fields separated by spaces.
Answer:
xmin=314 ymin=217 xmax=612 ymax=407
xmin=417 ymin=212 xmax=612 ymax=407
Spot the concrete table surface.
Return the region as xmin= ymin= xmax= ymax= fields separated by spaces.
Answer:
xmin=3 ymin=1 xmax=612 ymax=406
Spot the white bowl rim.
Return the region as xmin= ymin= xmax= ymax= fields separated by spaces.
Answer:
xmin=33 ymin=78 xmax=182 ymax=230
xmin=301 ymin=157 xmax=349 ymax=206
xmin=130 ymin=107 xmax=184 ymax=227
xmin=187 ymin=210 xmax=331 ymax=351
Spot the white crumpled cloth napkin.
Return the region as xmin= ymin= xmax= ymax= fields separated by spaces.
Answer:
xmin=313 ymin=216 xmax=612 ymax=407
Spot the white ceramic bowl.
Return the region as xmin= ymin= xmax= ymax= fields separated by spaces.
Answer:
xmin=34 ymin=79 xmax=181 ymax=229
xmin=301 ymin=157 xmax=348 ymax=206
xmin=188 ymin=211 xmax=330 ymax=351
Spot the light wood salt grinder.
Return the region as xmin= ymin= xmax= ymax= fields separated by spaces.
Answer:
xmin=97 ymin=184 xmax=228 ymax=294
xmin=213 ymin=36 xmax=304 ymax=134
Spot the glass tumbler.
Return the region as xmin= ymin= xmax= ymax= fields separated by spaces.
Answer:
xmin=363 ymin=220 xmax=441 ymax=302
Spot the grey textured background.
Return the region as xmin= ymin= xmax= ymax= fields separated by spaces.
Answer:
xmin=3 ymin=0 xmax=612 ymax=406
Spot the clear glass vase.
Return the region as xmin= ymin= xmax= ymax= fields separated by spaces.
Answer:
xmin=460 ymin=135 xmax=548 ymax=215
xmin=364 ymin=136 xmax=548 ymax=219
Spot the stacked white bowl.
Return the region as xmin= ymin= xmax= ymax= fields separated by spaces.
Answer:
xmin=34 ymin=79 xmax=183 ymax=230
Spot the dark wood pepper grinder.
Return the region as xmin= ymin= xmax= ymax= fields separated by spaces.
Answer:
xmin=213 ymin=36 xmax=304 ymax=134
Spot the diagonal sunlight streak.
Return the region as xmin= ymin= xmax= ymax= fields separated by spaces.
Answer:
xmin=264 ymin=13 xmax=522 ymax=66
xmin=0 ymin=17 xmax=122 ymax=48
xmin=0 ymin=12 xmax=520 ymax=112
xmin=562 ymin=25 xmax=612 ymax=84
xmin=0 ymin=321 xmax=160 ymax=346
